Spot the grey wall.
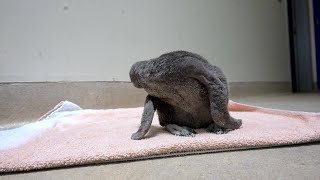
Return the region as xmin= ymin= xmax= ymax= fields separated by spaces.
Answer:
xmin=0 ymin=0 xmax=291 ymax=82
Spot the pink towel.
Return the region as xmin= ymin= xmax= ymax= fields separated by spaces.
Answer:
xmin=0 ymin=101 xmax=319 ymax=173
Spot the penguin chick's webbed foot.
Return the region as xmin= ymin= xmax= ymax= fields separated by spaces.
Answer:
xmin=206 ymin=123 xmax=231 ymax=134
xmin=165 ymin=124 xmax=197 ymax=137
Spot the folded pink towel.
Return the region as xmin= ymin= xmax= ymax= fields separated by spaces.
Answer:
xmin=0 ymin=101 xmax=319 ymax=173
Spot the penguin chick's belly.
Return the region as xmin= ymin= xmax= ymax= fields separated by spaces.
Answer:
xmin=144 ymin=78 xmax=212 ymax=121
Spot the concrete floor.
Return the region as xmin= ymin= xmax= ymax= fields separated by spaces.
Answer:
xmin=1 ymin=83 xmax=320 ymax=179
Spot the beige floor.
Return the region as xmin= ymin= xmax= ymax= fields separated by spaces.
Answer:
xmin=1 ymin=83 xmax=320 ymax=179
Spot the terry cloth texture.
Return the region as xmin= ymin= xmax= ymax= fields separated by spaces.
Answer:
xmin=0 ymin=101 xmax=319 ymax=172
